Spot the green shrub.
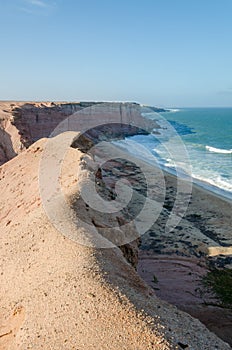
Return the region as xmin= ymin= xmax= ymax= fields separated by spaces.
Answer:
xmin=203 ymin=268 xmax=232 ymax=308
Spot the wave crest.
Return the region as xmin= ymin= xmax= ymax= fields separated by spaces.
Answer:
xmin=206 ymin=146 xmax=232 ymax=154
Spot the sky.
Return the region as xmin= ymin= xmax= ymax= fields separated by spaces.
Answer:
xmin=0 ymin=0 xmax=232 ymax=107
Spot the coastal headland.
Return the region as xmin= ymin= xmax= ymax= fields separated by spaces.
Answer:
xmin=0 ymin=101 xmax=231 ymax=349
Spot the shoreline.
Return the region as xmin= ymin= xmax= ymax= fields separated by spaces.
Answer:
xmin=163 ymin=164 xmax=232 ymax=205
xmin=102 ymin=140 xmax=232 ymax=345
xmin=110 ymin=139 xmax=232 ymax=260
xmin=192 ymin=178 xmax=232 ymax=205
xmin=145 ymin=108 xmax=232 ymax=202
xmin=113 ymin=138 xmax=232 ymax=204
xmin=135 ymin=160 xmax=232 ymax=345
xmin=157 ymin=158 xmax=232 ymax=204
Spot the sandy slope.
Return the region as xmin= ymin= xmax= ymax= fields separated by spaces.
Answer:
xmin=0 ymin=137 xmax=230 ymax=350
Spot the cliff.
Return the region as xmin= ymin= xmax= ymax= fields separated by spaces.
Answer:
xmin=0 ymin=101 xmax=155 ymax=165
xmin=0 ymin=101 xmax=83 ymax=164
xmin=0 ymin=102 xmax=230 ymax=348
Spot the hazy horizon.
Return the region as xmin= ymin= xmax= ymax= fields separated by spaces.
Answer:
xmin=1 ymin=100 xmax=232 ymax=110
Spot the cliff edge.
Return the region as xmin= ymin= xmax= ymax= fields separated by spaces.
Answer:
xmin=0 ymin=102 xmax=230 ymax=349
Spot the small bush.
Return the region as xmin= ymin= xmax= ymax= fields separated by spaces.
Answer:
xmin=153 ymin=275 xmax=159 ymax=284
xmin=203 ymin=268 xmax=232 ymax=308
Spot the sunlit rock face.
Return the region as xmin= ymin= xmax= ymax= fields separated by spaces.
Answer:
xmin=0 ymin=101 xmax=152 ymax=165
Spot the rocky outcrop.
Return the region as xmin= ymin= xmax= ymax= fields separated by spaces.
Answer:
xmin=0 ymin=104 xmax=22 ymax=165
xmin=11 ymin=102 xmax=83 ymax=147
xmin=141 ymin=105 xmax=168 ymax=113
xmin=0 ymin=101 xmax=156 ymax=165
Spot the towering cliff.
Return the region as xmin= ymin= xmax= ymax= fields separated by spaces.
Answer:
xmin=0 ymin=101 xmax=151 ymax=165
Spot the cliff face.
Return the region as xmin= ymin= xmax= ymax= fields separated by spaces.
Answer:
xmin=0 ymin=101 xmax=152 ymax=165
xmin=0 ymin=102 xmax=84 ymax=164
xmin=0 ymin=103 xmax=22 ymax=165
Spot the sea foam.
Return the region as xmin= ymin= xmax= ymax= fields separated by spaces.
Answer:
xmin=206 ymin=146 xmax=232 ymax=154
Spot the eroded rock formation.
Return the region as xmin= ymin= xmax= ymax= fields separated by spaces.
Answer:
xmin=0 ymin=101 xmax=153 ymax=165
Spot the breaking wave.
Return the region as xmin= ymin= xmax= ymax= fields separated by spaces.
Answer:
xmin=206 ymin=146 xmax=232 ymax=154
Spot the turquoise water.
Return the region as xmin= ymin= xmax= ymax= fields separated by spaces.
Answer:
xmin=115 ymin=108 xmax=232 ymax=200
xmin=163 ymin=108 xmax=232 ymax=197
xmin=166 ymin=108 xmax=232 ymax=151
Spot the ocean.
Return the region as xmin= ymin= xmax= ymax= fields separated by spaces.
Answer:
xmin=114 ymin=107 xmax=232 ymax=201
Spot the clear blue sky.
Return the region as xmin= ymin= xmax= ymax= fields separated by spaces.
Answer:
xmin=1 ymin=0 xmax=232 ymax=107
